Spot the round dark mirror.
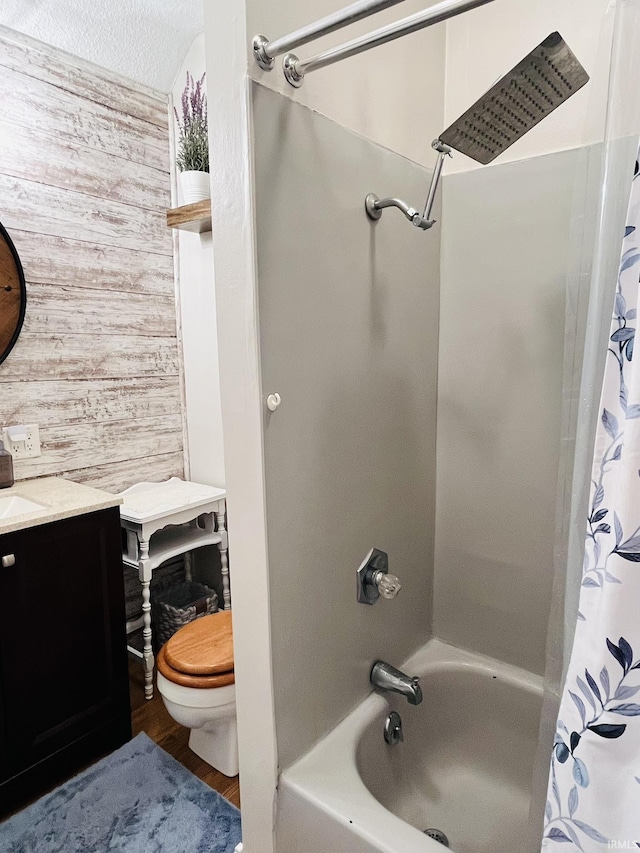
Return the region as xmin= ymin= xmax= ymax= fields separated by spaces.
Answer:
xmin=0 ymin=221 xmax=27 ymax=366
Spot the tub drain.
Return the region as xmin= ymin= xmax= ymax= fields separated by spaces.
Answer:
xmin=424 ymin=828 xmax=450 ymax=847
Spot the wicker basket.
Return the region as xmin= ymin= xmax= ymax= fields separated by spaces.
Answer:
xmin=123 ymin=560 xmax=185 ymax=624
xmin=152 ymin=581 xmax=218 ymax=650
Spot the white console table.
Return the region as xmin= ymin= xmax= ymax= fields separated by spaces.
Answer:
xmin=118 ymin=478 xmax=228 ymax=700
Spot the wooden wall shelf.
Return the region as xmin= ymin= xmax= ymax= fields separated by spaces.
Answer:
xmin=166 ymin=200 xmax=212 ymax=234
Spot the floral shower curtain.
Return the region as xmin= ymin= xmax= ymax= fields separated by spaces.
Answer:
xmin=542 ymin=146 xmax=640 ymax=850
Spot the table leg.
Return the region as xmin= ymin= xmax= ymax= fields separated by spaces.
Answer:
xmin=138 ymin=538 xmax=155 ymax=700
xmin=215 ymin=506 xmax=231 ymax=610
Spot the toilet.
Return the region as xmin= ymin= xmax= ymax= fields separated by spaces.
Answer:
xmin=156 ymin=610 xmax=238 ymax=777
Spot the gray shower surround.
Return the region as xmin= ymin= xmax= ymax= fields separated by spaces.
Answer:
xmin=435 ymin=148 xmax=589 ymax=676
xmin=253 ymin=80 xmax=592 ymax=771
xmin=253 ymin=82 xmax=439 ymax=770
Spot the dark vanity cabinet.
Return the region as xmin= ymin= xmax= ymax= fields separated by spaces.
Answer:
xmin=0 ymin=507 xmax=131 ymax=815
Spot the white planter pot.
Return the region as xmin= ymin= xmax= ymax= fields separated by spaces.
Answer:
xmin=179 ymin=170 xmax=210 ymax=205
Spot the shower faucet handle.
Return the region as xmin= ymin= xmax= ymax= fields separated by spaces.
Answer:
xmin=357 ymin=548 xmax=401 ymax=604
xmin=377 ymin=571 xmax=401 ymax=599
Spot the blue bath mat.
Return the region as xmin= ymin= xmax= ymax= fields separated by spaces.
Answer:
xmin=0 ymin=732 xmax=242 ymax=852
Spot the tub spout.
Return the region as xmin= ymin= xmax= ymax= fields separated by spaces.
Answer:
xmin=370 ymin=660 xmax=423 ymax=705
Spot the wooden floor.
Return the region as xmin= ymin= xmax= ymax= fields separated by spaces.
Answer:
xmin=128 ymin=656 xmax=241 ymax=808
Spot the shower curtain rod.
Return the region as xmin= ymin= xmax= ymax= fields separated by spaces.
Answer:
xmin=253 ymin=0 xmax=409 ymax=70
xmin=280 ymin=0 xmax=495 ymax=87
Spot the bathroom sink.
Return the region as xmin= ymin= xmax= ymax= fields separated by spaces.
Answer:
xmin=0 ymin=495 xmax=45 ymax=519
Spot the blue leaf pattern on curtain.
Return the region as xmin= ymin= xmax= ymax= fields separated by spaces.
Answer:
xmin=542 ymin=147 xmax=640 ymax=850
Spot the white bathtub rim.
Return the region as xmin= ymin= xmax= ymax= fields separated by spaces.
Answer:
xmin=278 ymin=638 xmax=544 ymax=853
xmin=403 ymin=637 xmax=544 ymax=696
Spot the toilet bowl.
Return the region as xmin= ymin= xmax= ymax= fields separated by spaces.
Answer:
xmin=156 ymin=610 xmax=238 ymax=777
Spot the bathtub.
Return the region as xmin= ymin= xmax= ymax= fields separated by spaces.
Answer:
xmin=276 ymin=639 xmax=543 ymax=853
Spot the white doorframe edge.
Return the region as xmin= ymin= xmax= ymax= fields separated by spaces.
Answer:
xmin=204 ymin=2 xmax=278 ymax=851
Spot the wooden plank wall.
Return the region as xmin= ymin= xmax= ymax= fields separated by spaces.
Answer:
xmin=0 ymin=26 xmax=185 ymax=493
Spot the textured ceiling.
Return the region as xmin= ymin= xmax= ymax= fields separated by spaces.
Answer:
xmin=0 ymin=0 xmax=204 ymax=92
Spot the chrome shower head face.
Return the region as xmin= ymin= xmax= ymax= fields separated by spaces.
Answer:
xmin=439 ymin=32 xmax=590 ymax=165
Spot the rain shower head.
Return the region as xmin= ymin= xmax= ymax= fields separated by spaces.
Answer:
xmin=439 ymin=32 xmax=590 ymax=165
xmin=365 ymin=31 xmax=590 ymax=230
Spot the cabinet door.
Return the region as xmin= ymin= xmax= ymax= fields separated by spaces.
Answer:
xmin=0 ymin=507 xmax=131 ymax=781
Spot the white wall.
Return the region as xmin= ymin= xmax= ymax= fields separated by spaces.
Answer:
xmin=247 ymin=0 xmax=447 ymax=167
xmin=171 ymin=33 xmax=225 ymax=487
xmin=444 ymin=0 xmax=615 ymax=173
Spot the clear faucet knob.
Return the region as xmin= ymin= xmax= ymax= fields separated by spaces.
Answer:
xmin=376 ymin=571 xmax=401 ymax=599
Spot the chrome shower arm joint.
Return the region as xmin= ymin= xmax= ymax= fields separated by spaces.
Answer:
xmin=365 ymin=194 xmax=435 ymax=229
xmin=432 ymin=140 xmax=453 ymax=155
xmin=365 ymin=142 xmax=450 ymax=232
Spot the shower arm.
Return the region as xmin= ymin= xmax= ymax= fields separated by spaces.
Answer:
xmin=365 ymin=141 xmax=451 ymax=231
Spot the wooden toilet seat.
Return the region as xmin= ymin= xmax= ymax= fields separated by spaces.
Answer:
xmin=157 ymin=611 xmax=235 ymax=689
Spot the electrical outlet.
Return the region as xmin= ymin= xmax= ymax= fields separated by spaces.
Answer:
xmin=1 ymin=424 xmax=41 ymax=459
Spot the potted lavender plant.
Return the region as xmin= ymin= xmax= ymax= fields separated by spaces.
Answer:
xmin=174 ymin=71 xmax=210 ymax=204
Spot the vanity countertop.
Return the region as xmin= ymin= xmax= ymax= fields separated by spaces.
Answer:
xmin=0 ymin=476 xmax=122 ymax=536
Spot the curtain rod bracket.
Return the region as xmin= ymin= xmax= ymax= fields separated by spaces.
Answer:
xmin=253 ymin=35 xmax=275 ymax=71
xmin=283 ymin=54 xmax=304 ymax=88
xmin=365 ymin=194 xmax=435 ymax=230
